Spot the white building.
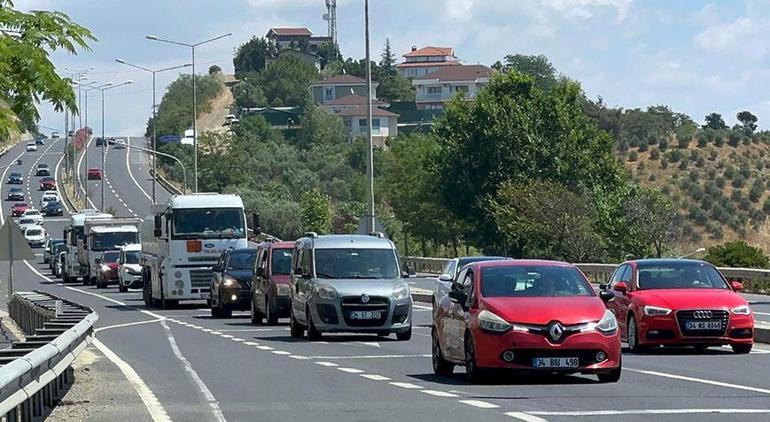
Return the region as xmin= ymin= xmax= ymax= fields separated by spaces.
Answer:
xmin=396 ymin=46 xmax=459 ymax=78
xmin=412 ymin=64 xmax=493 ymax=110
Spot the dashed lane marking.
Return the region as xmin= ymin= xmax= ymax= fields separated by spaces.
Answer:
xmin=337 ymin=367 xmax=365 ymax=374
xmin=314 ymin=362 xmax=338 ymax=367
xmin=421 ymin=390 xmax=459 ymax=398
xmin=389 ymin=382 xmax=422 ymax=389
xmin=272 ymin=350 xmax=291 ymax=355
xmin=505 ymin=412 xmax=549 ymax=422
xmin=360 ymin=374 xmax=390 ymax=381
xmin=306 ymin=354 xmax=431 ymax=360
xmin=459 ymin=400 xmax=500 ymax=409
xmin=524 ymin=409 xmax=770 ymax=417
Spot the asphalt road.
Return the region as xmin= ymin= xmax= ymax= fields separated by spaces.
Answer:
xmin=3 ymin=138 xmax=770 ymax=421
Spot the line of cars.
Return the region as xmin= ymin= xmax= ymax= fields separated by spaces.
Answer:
xmin=5 ymin=156 xmax=63 ymax=247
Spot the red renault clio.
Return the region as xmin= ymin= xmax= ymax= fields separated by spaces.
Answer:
xmin=432 ymin=260 xmax=621 ymax=383
xmin=602 ymin=259 xmax=754 ymax=354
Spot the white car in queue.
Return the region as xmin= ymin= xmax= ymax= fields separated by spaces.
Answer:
xmin=117 ymin=243 xmax=143 ymax=293
xmin=24 ymin=225 xmax=47 ymax=248
xmin=40 ymin=191 xmax=59 ymax=208
xmin=25 ymin=142 xmax=37 ymax=152
xmin=21 ymin=208 xmax=44 ymax=225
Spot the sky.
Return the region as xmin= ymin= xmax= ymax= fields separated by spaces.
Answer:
xmin=18 ymin=0 xmax=770 ymax=135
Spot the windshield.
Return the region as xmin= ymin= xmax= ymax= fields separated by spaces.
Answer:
xmin=25 ymin=210 xmax=40 ymax=216
xmin=172 ymin=208 xmax=245 ymax=239
xmin=480 ymin=266 xmax=594 ymax=297
xmin=271 ymin=248 xmax=292 ymax=275
xmin=10 ymin=173 xmax=20 ymax=177
xmin=314 ymin=248 xmax=399 ymax=279
xmin=636 ymin=262 xmax=729 ymax=290
xmin=19 ymin=219 xmax=34 ymax=224
xmin=26 ymin=228 xmax=43 ymax=236
xmin=102 ymin=251 xmax=119 ymax=263
xmin=92 ymin=232 xmax=139 ymax=251
xmin=124 ymin=251 xmax=142 ymax=264
xmin=227 ymin=251 xmax=256 ymax=270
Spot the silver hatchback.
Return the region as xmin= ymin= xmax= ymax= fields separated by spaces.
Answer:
xmin=289 ymin=233 xmax=412 ymax=341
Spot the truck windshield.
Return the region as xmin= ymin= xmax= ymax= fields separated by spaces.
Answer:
xmin=93 ymin=232 xmax=139 ymax=251
xmin=271 ymin=248 xmax=292 ymax=275
xmin=172 ymin=208 xmax=245 ymax=239
xmin=314 ymin=249 xmax=399 ymax=279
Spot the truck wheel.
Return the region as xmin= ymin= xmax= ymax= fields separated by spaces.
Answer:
xmin=143 ymin=276 xmax=152 ymax=307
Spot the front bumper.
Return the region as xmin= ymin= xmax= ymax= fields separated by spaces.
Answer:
xmin=9 ymin=196 xmax=24 ymax=202
xmin=221 ymin=287 xmax=250 ymax=309
xmin=308 ymin=295 xmax=412 ymax=334
xmin=27 ymin=240 xmax=45 ymax=248
xmin=120 ymin=273 xmax=143 ymax=288
xmin=638 ymin=312 xmax=754 ymax=346
xmin=472 ymin=328 xmax=621 ymax=374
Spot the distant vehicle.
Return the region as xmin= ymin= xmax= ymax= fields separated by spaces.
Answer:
xmin=52 ymin=243 xmax=68 ymax=277
xmin=67 ymin=130 xmax=74 ymax=137
xmin=113 ymin=139 xmax=126 ymax=149
xmin=36 ymin=163 xmax=51 ymax=176
xmin=433 ymin=256 xmax=510 ymax=312
xmin=107 ymin=137 xmax=116 ymax=145
xmin=18 ymin=218 xmax=37 ymax=231
xmin=223 ymin=114 xmax=238 ymax=126
xmin=35 ymin=138 xmax=45 ymax=146
xmin=289 ymin=233 xmax=413 ymax=341
xmin=25 ymin=142 xmax=37 ymax=152
xmin=7 ymin=172 xmax=23 ymax=184
xmin=117 ymin=244 xmax=143 ymax=293
xmin=51 ymin=131 xmax=61 ymax=139
xmin=22 ymin=208 xmax=44 ymax=225
xmin=44 ymin=238 xmax=66 ymax=264
xmin=7 ymin=187 xmax=24 ymax=201
xmin=432 ymin=260 xmax=621 ymax=383
xmin=210 ymin=248 xmax=257 ymax=318
xmin=42 ymin=200 xmax=64 ymax=217
xmin=95 ymin=137 xmax=106 ymax=146
xmin=251 ymin=240 xmax=294 ymax=324
xmin=24 ymin=226 xmax=46 ymax=248
xmin=11 ymin=202 xmax=29 ymax=216
xmin=601 ymin=259 xmax=754 ymax=354
xmin=95 ymin=250 xmax=121 ymax=288
xmin=39 ymin=177 xmax=56 ymax=191
xmin=61 ymin=210 xmax=114 ymax=283
xmin=82 ymin=219 xmax=141 ymax=285
xmin=40 ymin=193 xmax=58 ymax=208
xmin=87 ymin=168 xmax=102 ymax=180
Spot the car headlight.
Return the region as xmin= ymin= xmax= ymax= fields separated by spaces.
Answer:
xmin=316 ymin=284 xmax=338 ymax=300
xmin=596 ymin=309 xmax=618 ymax=334
xmin=101 ymin=265 xmax=110 ymax=273
xmin=276 ymin=284 xmax=291 ymax=296
xmin=477 ymin=310 xmax=512 ymax=333
xmin=643 ymin=305 xmax=672 ymax=317
xmin=731 ymin=305 xmax=751 ymax=315
xmin=222 ymin=277 xmax=240 ymax=288
xmin=392 ymin=282 xmax=410 ymax=300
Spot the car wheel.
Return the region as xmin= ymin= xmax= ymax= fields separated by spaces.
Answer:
xmin=396 ymin=326 xmax=412 ymax=341
xmin=627 ymin=315 xmax=646 ymax=353
xmin=143 ymin=272 xmax=152 ymax=307
xmin=289 ymin=310 xmax=305 ymax=338
xmin=266 ymin=296 xmax=279 ymax=325
xmin=432 ymin=328 xmax=454 ymax=376
xmin=464 ymin=333 xmax=485 ymax=383
xmin=731 ymin=344 xmax=752 ymax=354
xmin=118 ymin=285 xmax=127 ymax=293
xmin=251 ymin=299 xmax=263 ymax=324
xmin=306 ymin=308 xmax=322 ymax=341
xmin=211 ymin=298 xmax=221 ymax=318
xmin=220 ymin=301 xmax=232 ymax=318
xmin=597 ymin=364 xmax=622 ymax=383
xmin=693 ymin=345 xmax=709 ymax=353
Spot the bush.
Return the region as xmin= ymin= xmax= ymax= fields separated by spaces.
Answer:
xmin=715 ymin=176 xmax=726 ymax=188
xmin=732 ymin=174 xmax=746 ymax=188
xmin=763 ymin=197 xmax=770 ymax=214
xmin=724 ymin=166 xmax=736 ymax=179
xmin=668 ymin=149 xmax=683 ymax=163
xmin=714 ymin=136 xmax=725 ymax=147
xmin=628 ymin=150 xmax=638 ymax=162
xmin=678 ymin=159 xmax=689 ymax=170
xmin=638 ymin=143 xmax=648 ymax=152
xmin=660 ymin=159 xmax=668 ymax=169
xmin=705 ymin=241 xmax=769 ymax=268
xmin=707 ymin=223 xmax=724 ymax=240
xmin=688 ymin=206 xmax=708 ymax=225
xmin=697 ymin=133 xmax=708 ymax=147
xmin=659 ymin=138 xmax=669 ymax=150
xmin=739 ymin=197 xmax=752 ymax=211
xmin=749 ymin=179 xmax=764 ymax=202
xmin=708 ymin=148 xmax=718 ymax=161
xmin=648 ymin=174 xmax=656 ymax=182
xmin=650 ymin=148 xmax=660 ymax=160
xmin=731 ymin=188 xmax=743 ymax=202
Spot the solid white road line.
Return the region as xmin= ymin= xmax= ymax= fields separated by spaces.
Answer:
xmin=626 ymin=367 xmax=770 ymax=395
xmin=95 ymin=318 xmax=163 ymax=332
xmin=459 ymin=400 xmax=500 ymax=409
xmin=754 ymin=311 xmax=770 ymax=316
xmin=526 ymin=409 xmax=770 ymax=417
xmin=505 ymin=412 xmax=549 ymax=422
xmin=126 ymin=137 xmax=152 ymax=201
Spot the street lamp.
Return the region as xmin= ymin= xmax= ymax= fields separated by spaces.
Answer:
xmin=115 ymin=59 xmax=191 ymax=203
xmin=99 ymin=80 xmax=133 ymax=210
xmin=118 ymin=141 xmax=188 ymax=194
xmin=76 ymin=81 xmax=111 ymax=207
xmin=679 ymin=247 xmax=706 ymax=259
xmin=145 ymin=32 xmax=232 ymax=193
xmin=363 ymin=0 xmax=375 ymax=233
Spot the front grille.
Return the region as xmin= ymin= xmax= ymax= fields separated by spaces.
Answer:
xmin=189 ymin=269 xmax=213 ymax=288
xmin=503 ymin=349 xmax=603 ymax=367
xmin=341 ymin=295 xmax=389 ymax=327
xmin=188 ymin=255 xmax=220 ymax=263
xmin=676 ymin=310 xmax=728 ymax=337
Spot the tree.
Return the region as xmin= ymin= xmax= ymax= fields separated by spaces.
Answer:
xmin=617 ymin=188 xmax=683 ymax=258
xmin=301 ymin=188 xmax=332 ymax=233
xmin=736 ymin=110 xmax=758 ymax=134
xmin=208 ymin=65 xmax=222 ymax=74
xmin=495 ymin=54 xmax=559 ymax=91
xmin=298 ymin=106 xmax=347 ymax=149
xmin=232 ymin=76 xmax=267 ymax=109
xmin=316 ymin=42 xmax=342 ymax=70
xmin=380 ymin=38 xmax=396 ymax=73
xmin=704 ymin=112 xmax=728 ymax=130
xmin=0 ymin=0 xmax=96 ymax=137
xmin=233 ymin=36 xmax=270 ymax=77
xmin=704 ymin=241 xmax=769 ymax=268
xmin=257 ymin=54 xmax=318 ymax=106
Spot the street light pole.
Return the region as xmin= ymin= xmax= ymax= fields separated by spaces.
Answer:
xmin=99 ymin=80 xmax=133 ymax=210
xmin=120 ymin=142 xmax=188 ymax=194
xmin=75 ymin=81 xmax=108 ymax=209
xmin=115 ymin=60 xmax=191 ymax=203
xmin=145 ymin=32 xmax=232 ymax=193
xmin=364 ymin=0 xmax=375 ymax=233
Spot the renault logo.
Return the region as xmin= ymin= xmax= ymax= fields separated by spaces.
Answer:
xmin=548 ymin=322 xmax=564 ymax=342
xmin=693 ymin=310 xmax=713 ymax=319
xmin=361 ymin=294 xmax=370 ymax=304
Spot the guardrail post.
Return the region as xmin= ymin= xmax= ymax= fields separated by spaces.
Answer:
xmin=31 ymin=392 xmax=41 ymax=417
xmin=19 ymin=400 xmax=31 ymax=422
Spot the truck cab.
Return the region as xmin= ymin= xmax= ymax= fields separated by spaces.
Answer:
xmin=84 ymin=221 xmax=141 ymax=285
xmin=61 ymin=210 xmax=113 ymax=283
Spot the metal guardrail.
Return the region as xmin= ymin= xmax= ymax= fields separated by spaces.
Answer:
xmin=150 ymin=168 xmax=183 ymax=195
xmin=1 ymin=291 xmax=98 ymax=420
xmin=402 ymin=257 xmax=770 ymax=294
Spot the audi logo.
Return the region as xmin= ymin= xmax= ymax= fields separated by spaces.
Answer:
xmin=693 ymin=310 xmax=713 ymax=319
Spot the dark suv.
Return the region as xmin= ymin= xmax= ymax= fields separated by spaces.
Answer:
xmin=251 ymin=240 xmax=294 ymax=324
xmin=210 ymin=248 xmax=257 ymax=318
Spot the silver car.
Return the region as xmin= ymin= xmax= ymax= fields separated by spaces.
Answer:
xmin=289 ymin=233 xmax=412 ymax=341
xmin=432 ymin=256 xmax=509 ymax=312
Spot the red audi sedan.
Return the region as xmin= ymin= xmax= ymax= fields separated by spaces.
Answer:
xmin=432 ymin=260 xmax=621 ymax=383
xmin=602 ymin=259 xmax=754 ymax=354
xmin=87 ymin=168 xmax=102 ymax=180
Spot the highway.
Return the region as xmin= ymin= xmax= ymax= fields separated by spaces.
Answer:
xmin=2 ymin=138 xmax=770 ymax=421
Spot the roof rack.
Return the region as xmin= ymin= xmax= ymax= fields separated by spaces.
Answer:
xmin=303 ymin=231 xmax=318 ymax=238
xmin=369 ymin=232 xmax=385 ymax=238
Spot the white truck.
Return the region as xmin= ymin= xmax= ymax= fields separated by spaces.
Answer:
xmin=61 ymin=210 xmax=113 ymax=283
xmin=80 ymin=218 xmax=141 ymax=285
xmin=142 ymin=193 xmax=249 ymax=308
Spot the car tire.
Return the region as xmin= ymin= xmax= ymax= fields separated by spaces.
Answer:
xmin=627 ymin=315 xmax=646 ymax=353
xmin=464 ymin=333 xmax=485 ymax=383
xmin=266 ymin=296 xmax=279 ymax=325
xmin=220 ymin=303 xmax=232 ymax=318
xmin=251 ymin=299 xmax=263 ymax=324
xmin=432 ymin=328 xmax=454 ymax=376
xmin=306 ymin=308 xmax=322 ymax=341
xmin=731 ymin=344 xmax=752 ymax=354
xmin=597 ymin=365 xmax=622 ymax=383
xmin=289 ymin=310 xmax=305 ymax=338
xmin=396 ymin=326 xmax=412 ymax=341
xmin=118 ymin=285 xmax=127 ymax=293
xmin=143 ymin=271 xmax=153 ymax=307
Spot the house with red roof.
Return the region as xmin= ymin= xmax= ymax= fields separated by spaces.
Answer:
xmin=396 ymin=46 xmax=460 ymax=78
xmin=309 ymin=74 xmax=379 ymax=104
xmin=412 ymin=64 xmax=494 ymax=110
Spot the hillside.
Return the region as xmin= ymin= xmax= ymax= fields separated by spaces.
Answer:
xmin=626 ymin=132 xmax=770 ymax=251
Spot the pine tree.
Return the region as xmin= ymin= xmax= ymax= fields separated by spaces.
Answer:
xmin=380 ymin=38 xmax=396 ymax=75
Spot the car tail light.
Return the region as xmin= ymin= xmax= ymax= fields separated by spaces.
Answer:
xmin=186 ymin=240 xmax=202 ymax=252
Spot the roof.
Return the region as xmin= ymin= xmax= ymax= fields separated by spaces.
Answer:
xmin=168 ymin=194 xmax=244 ymax=209
xmin=259 ymin=240 xmax=295 ymax=250
xmin=266 ymin=27 xmax=313 ymax=37
xmin=396 ymin=61 xmax=459 ymax=68
xmin=335 ymin=106 xmax=399 ymax=118
xmin=630 ymin=259 xmax=713 ymax=267
xmin=325 ymin=94 xmax=387 ymax=107
xmin=306 ymin=234 xmax=395 ymax=250
xmin=91 ymin=225 xmax=139 ymax=233
xmin=311 ymin=74 xmax=367 ymax=86
xmin=403 ymin=46 xmax=454 ymax=58
xmin=120 ymin=243 xmax=142 ymax=252
xmin=457 ymin=256 xmax=510 ymax=266
xmin=473 ymin=259 xmax=576 ymax=269
xmin=414 ymin=64 xmax=494 ymax=82
xmin=70 ymin=212 xmax=113 ymax=226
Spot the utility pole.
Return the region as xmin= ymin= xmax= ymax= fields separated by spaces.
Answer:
xmin=364 ymin=0 xmax=375 ymax=233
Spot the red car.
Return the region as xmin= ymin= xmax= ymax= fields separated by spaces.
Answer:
xmin=11 ymin=203 xmax=29 ymax=217
xmin=87 ymin=168 xmax=102 ymax=180
xmin=432 ymin=260 xmax=621 ymax=383
xmin=251 ymin=240 xmax=294 ymax=324
xmin=39 ymin=177 xmax=56 ymax=191
xmin=96 ymin=250 xmax=121 ymax=288
xmin=603 ymin=259 xmax=753 ymax=354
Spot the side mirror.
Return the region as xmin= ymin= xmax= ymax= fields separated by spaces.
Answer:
xmin=598 ymin=283 xmax=608 ymax=291
xmin=731 ymin=281 xmax=744 ymax=291
xmin=438 ymin=274 xmax=453 ymax=282
xmin=599 ymin=290 xmax=615 ymax=303
xmin=448 ymin=290 xmax=467 ymax=305
xmin=613 ymin=281 xmax=628 ymax=293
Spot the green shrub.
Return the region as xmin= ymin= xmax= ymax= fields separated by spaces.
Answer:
xmin=704 ymin=241 xmax=769 ymax=268
xmin=724 ymin=166 xmax=736 ymax=179
xmin=659 ymin=138 xmax=669 ymax=150
xmin=714 ymin=136 xmax=725 ymax=147
xmin=678 ymin=159 xmax=689 ymax=170
xmin=650 ymin=148 xmax=660 ymax=160
xmin=628 ymin=150 xmax=638 ymax=162
xmin=715 ymin=176 xmax=726 ymax=188
xmin=732 ymin=174 xmax=746 ymax=188
xmin=697 ymin=133 xmax=708 ymax=147
xmin=638 ymin=143 xmax=648 ymax=152
xmin=708 ymin=149 xmax=718 ymax=161
xmin=668 ymin=149 xmax=683 ymax=162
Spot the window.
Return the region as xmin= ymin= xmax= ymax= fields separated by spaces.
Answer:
xmin=442 ymin=260 xmax=457 ymax=278
xmin=227 ymin=250 xmax=257 ymax=270
xmin=324 ymin=87 xmax=334 ymax=102
xmin=343 ymin=119 xmax=352 ymax=130
xmin=426 ymin=86 xmax=442 ymax=94
xmin=450 ymin=85 xmax=469 ymax=93
xmin=359 ymin=119 xmax=367 ymax=128
xmin=313 ymin=248 xmax=399 ymax=279
xmin=636 ymin=262 xmax=729 ymax=290
xmin=271 ymin=248 xmax=293 ymax=275
xmin=609 ymin=265 xmax=627 ymax=285
xmin=372 ymin=118 xmax=380 ymax=134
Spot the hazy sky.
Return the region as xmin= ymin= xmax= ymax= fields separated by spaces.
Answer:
xmin=18 ymin=0 xmax=770 ymax=135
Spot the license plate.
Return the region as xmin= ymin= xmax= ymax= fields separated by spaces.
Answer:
xmin=532 ymin=357 xmax=579 ymax=369
xmin=686 ymin=320 xmax=722 ymax=330
xmin=201 ymin=291 xmax=211 ymax=299
xmin=350 ymin=311 xmax=381 ymax=320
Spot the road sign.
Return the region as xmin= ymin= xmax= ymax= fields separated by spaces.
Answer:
xmin=0 ymin=219 xmax=36 ymax=297
xmin=159 ymin=135 xmax=181 ymax=143
xmin=355 ymin=216 xmax=386 ymax=236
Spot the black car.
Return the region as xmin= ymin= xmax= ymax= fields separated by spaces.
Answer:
xmin=35 ymin=139 xmax=45 ymax=145
xmin=210 ymin=248 xmax=257 ymax=318
xmin=95 ymin=137 xmax=105 ymax=146
xmin=42 ymin=200 xmax=63 ymax=216
xmin=7 ymin=187 xmax=24 ymax=201
xmin=7 ymin=172 xmax=22 ymax=184
xmin=36 ymin=164 xmax=50 ymax=177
